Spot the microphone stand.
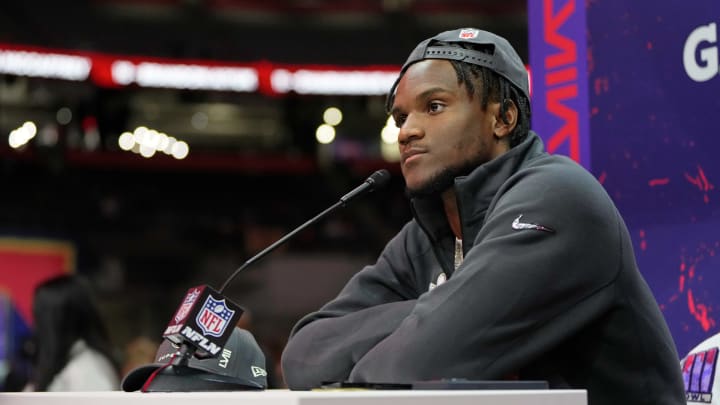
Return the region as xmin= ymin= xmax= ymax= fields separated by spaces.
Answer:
xmin=143 ymin=170 xmax=390 ymax=391
xmin=140 ymin=342 xmax=199 ymax=392
xmin=170 ymin=343 xmax=196 ymax=368
xmin=219 ymin=200 xmax=343 ymax=293
xmin=219 ymin=169 xmax=390 ymax=294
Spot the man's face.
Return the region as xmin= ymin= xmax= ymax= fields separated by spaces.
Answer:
xmin=390 ymin=59 xmax=507 ymax=196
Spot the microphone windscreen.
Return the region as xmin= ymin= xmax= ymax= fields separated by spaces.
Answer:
xmin=368 ymin=169 xmax=391 ymax=189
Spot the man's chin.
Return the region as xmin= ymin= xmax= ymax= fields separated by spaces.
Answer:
xmin=405 ymin=161 xmax=482 ymax=199
xmin=405 ymin=170 xmax=457 ymax=199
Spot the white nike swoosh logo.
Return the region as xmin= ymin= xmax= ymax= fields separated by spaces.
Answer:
xmin=512 ymin=215 xmax=555 ymax=233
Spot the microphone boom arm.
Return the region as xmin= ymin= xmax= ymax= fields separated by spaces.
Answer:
xmin=218 ymin=169 xmax=390 ymax=294
xmin=219 ymin=200 xmax=343 ymax=293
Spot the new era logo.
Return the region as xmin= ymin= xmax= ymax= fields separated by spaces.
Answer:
xmin=459 ymin=29 xmax=479 ymax=39
xmin=251 ymin=365 xmax=267 ymax=378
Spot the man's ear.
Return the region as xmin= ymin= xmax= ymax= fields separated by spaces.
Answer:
xmin=493 ymin=99 xmax=518 ymax=140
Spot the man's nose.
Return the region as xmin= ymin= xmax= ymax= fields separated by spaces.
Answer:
xmin=397 ymin=115 xmax=423 ymax=144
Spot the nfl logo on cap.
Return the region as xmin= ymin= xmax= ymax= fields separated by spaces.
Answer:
xmin=459 ymin=29 xmax=479 ymax=39
xmin=196 ymin=295 xmax=235 ymax=338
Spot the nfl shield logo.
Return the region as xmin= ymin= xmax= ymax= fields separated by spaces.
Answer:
xmin=459 ymin=29 xmax=479 ymax=39
xmin=196 ymin=295 xmax=235 ymax=337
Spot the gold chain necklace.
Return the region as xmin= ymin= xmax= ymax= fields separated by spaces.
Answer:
xmin=454 ymin=237 xmax=464 ymax=270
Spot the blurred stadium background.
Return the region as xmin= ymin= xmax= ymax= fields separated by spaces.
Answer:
xmin=0 ymin=0 xmax=527 ymax=388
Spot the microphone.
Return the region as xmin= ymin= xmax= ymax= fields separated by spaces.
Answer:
xmin=159 ymin=170 xmax=391 ymax=367
xmin=340 ymin=169 xmax=391 ymax=205
xmin=219 ymin=169 xmax=390 ymax=293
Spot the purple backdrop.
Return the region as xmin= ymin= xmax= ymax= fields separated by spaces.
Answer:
xmin=529 ymin=0 xmax=720 ymax=357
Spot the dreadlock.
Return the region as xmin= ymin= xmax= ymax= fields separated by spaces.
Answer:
xmin=449 ymin=59 xmax=531 ymax=147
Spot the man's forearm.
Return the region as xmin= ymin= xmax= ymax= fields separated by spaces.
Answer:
xmin=281 ymin=300 xmax=417 ymax=389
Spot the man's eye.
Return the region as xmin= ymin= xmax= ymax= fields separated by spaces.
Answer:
xmin=393 ymin=115 xmax=406 ymax=127
xmin=429 ymin=102 xmax=445 ymax=113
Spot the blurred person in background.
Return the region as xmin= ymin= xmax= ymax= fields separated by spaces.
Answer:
xmin=120 ymin=335 xmax=159 ymax=379
xmin=25 ymin=274 xmax=120 ymax=391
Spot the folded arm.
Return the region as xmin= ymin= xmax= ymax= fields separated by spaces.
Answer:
xmin=281 ymin=227 xmax=421 ymax=389
xmin=349 ymin=166 xmax=622 ymax=382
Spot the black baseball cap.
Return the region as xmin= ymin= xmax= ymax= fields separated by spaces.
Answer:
xmin=121 ymin=327 xmax=267 ymax=392
xmin=389 ymin=27 xmax=529 ymax=101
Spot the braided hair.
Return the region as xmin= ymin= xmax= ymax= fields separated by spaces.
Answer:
xmin=449 ymin=57 xmax=530 ymax=147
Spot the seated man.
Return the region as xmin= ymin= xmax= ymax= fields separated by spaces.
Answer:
xmin=281 ymin=27 xmax=685 ymax=405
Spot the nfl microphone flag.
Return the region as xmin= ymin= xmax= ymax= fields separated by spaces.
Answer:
xmin=162 ymin=285 xmax=243 ymax=358
xmin=121 ymin=170 xmax=390 ymax=391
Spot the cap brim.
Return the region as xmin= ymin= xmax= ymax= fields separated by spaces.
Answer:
xmin=121 ymin=363 xmax=265 ymax=392
xmin=121 ymin=364 xmax=162 ymax=392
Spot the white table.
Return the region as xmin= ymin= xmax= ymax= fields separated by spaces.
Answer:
xmin=0 ymin=389 xmax=586 ymax=405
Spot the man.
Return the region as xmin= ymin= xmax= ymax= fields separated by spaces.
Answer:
xmin=281 ymin=28 xmax=685 ymax=405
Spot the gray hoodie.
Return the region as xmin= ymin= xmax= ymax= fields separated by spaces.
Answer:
xmin=282 ymin=132 xmax=685 ymax=405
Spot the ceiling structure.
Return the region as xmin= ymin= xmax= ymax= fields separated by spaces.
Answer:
xmin=0 ymin=0 xmax=528 ymax=173
xmin=0 ymin=0 xmax=530 ymax=359
xmin=1 ymin=1 xmax=528 ymax=62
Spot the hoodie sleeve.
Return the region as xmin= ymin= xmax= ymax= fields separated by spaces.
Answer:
xmin=348 ymin=162 xmax=623 ymax=383
xmin=281 ymin=225 xmax=420 ymax=389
